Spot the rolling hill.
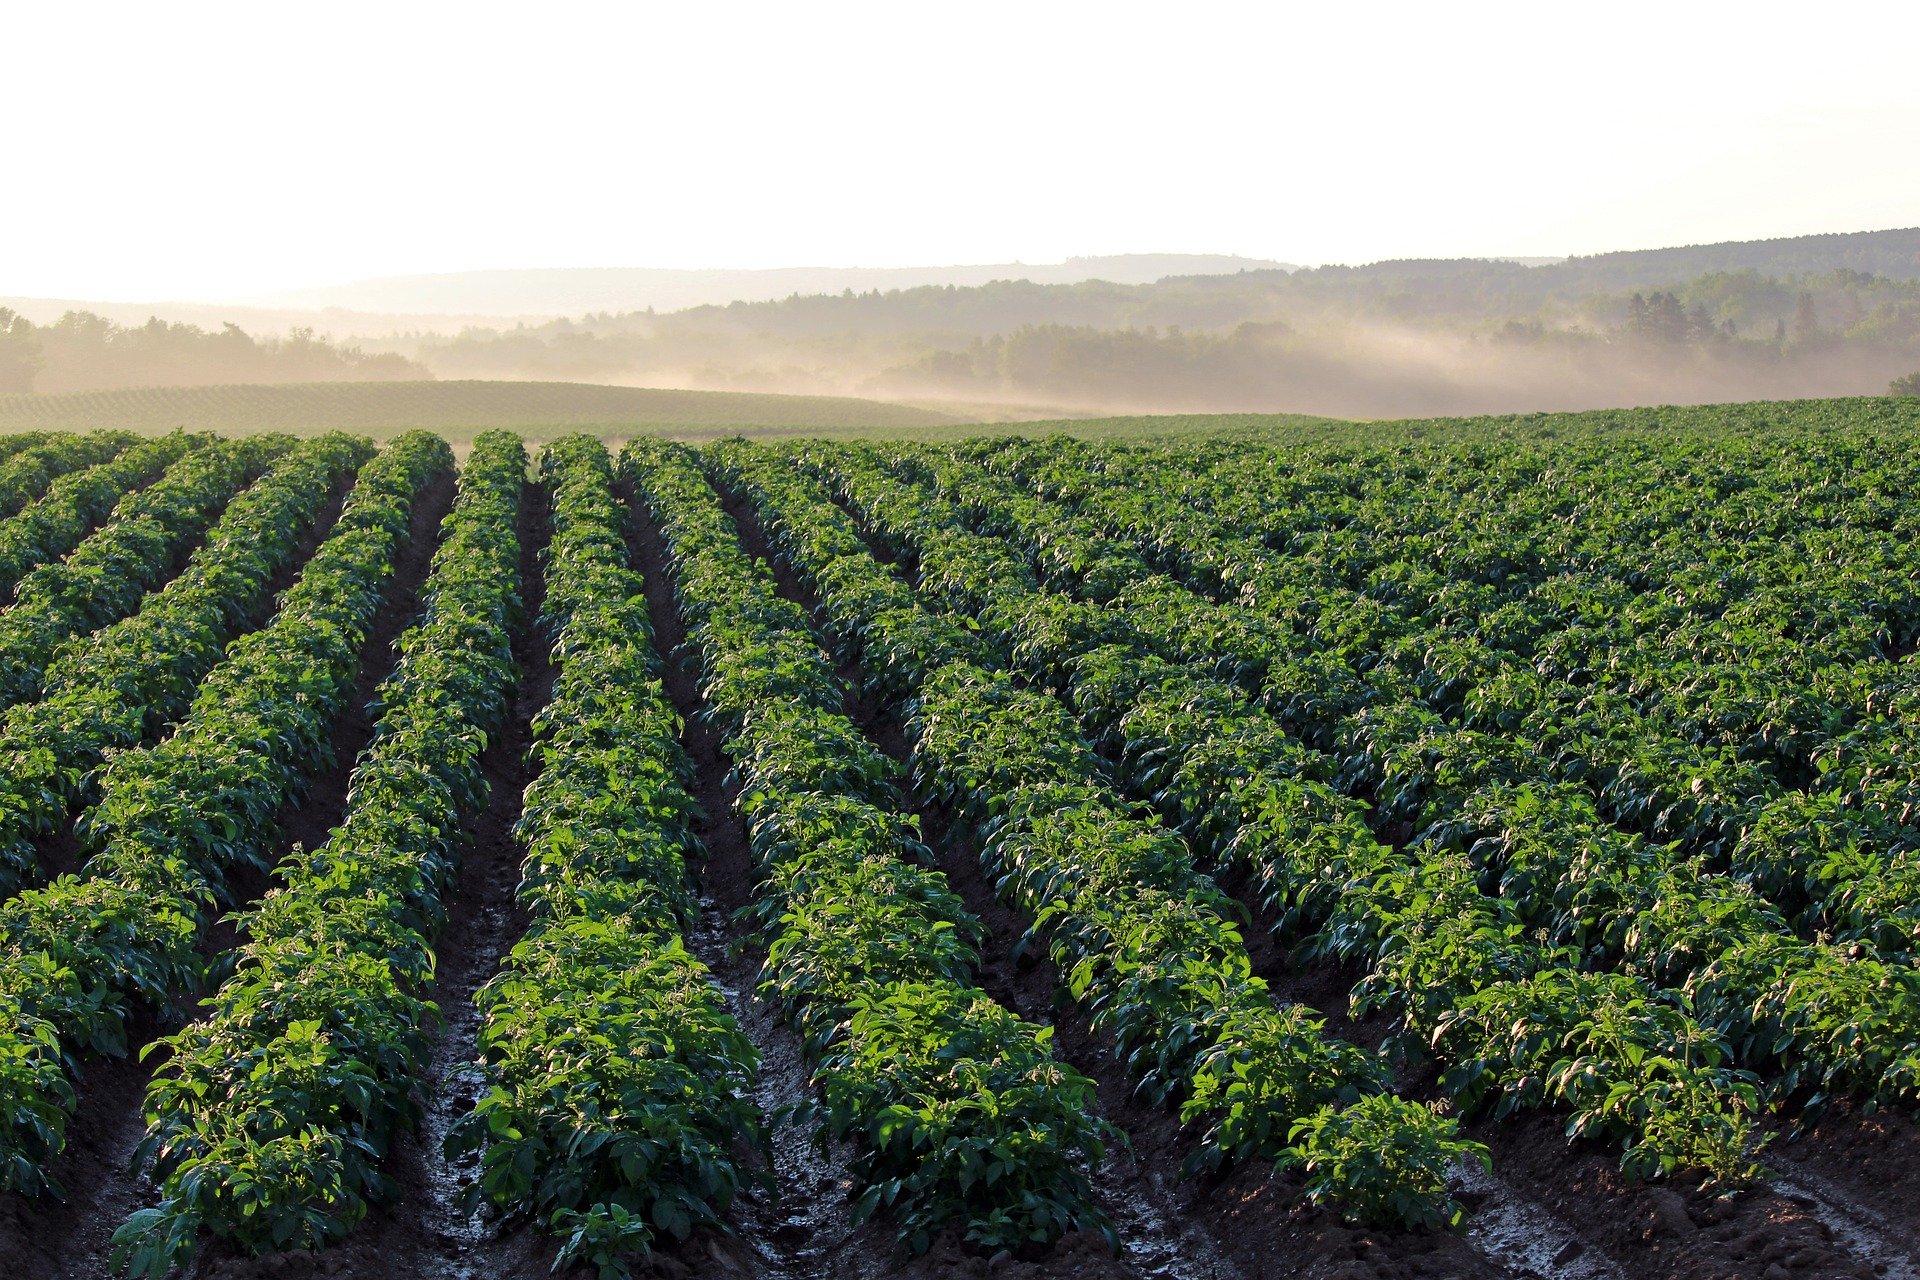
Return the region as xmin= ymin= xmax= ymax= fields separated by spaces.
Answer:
xmin=0 ymin=380 xmax=961 ymax=441
xmin=246 ymin=255 xmax=1295 ymax=318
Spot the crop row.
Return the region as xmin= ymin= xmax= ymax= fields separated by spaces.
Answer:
xmin=113 ymin=431 xmax=523 ymax=1274
xmin=0 ymin=429 xmax=140 ymax=522
xmin=989 ymin=437 xmax=1919 ymax=933
xmin=0 ymin=431 xmax=58 ymax=464
xmin=0 ymin=433 xmax=291 ymax=710
xmin=922 ymin=442 xmax=1920 ymax=1110
xmin=712 ymin=442 xmax=1485 ymax=1228
xmin=806 ymin=444 xmax=1768 ymax=1183
xmin=0 ymin=434 xmax=371 ymax=899
xmin=0 ymin=430 xmax=204 ymax=600
xmin=0 ymin=431 xmax=448 ymax=1195
xmin=450 ymin=436 xmax=762 ymax=1277
xmin=626 ymin=439 xmax=1118 ymax=1254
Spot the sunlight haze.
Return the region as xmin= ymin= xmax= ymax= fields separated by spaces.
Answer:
xmin=7 ymin=0 xmax=1917 ymax=301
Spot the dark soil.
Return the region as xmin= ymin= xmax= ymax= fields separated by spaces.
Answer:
xmin=1764 ymin=1102 xmax=1920 ymax=1276
xmin=1774 ymin=1102 xmax=1920 ymax=1236
xmin=0 ymin=462 xmax=455 ymax=1280
xmin=1472 ymin=1111 xmax=1899 ymax=1280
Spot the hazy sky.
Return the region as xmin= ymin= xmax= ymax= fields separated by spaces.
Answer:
xmin=8 ymin=1 xmax=1919 ymax=301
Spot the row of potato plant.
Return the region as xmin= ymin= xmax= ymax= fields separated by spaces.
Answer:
xmin=0 ymin=434 xmax=372 ymax=899
xmin=1062 ymin=429 xmax=1912 ymax=706
xmin=715 ymin=441 xmax=1485 ymax=1230
xmin=989 ymin=437 xmax=1918 ymax=941
xmin=0 ymin=433 xmax=290 ymax=710
xmin=0 ymin=430 xmax=139 ymax=522
xmin=0 ymin=431 xmax=57 ymax=464
xmin=0 ymin=431 xmax=448 ymax=1196
xmin=940 ymin=442 xmax=1920 ymax=1112
xmin=853 ymin=447 xmax=1808 ymax=1170
xmin=112 ymin=431 xmax=525 ymax=1275
xmin=0 ymin=430 xmax=204 ymax=599
xmin=625 ymin=438 xmax=1119 ymax=1256
xmin=449 ymin=435 xmax=763 ymax=1278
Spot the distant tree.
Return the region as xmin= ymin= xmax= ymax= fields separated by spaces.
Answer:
xmin=1793 ymin=291 xmax=1822 ymax=340
xmin=1491 ymin=319 xmax=1546 ymax=345
xmin=1687 ymin=302 xmax=1714 ymax=344
xmin=30 ymin=310 xmax=429 ymax=393
xmin=0 ymin=309 xmax=43 ymax=393
xmin=1892 ymin=371 xmax=1920 ymax=397
xmin=1628 ymin=291 xmax=1692 ymax=346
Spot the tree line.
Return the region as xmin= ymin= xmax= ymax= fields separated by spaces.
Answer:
xmin=0 ymin=310 xmax=425 ymax=395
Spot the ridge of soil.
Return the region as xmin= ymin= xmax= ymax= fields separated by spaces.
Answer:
xmin=0 ymin=463 xmax=455 ymax=1280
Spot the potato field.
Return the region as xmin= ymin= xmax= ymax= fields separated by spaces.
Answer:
xmin=0 ymin=406 xmax=1917 ymax=1280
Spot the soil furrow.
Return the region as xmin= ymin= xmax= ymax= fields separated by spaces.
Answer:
xmin=1764 ymin=1104 xmax=1920 ymax=1266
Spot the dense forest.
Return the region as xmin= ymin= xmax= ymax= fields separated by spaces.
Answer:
xmin=0 ymin=309 xmax=425 ymax=394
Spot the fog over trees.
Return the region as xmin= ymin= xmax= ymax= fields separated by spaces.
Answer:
xmin=10 ymin=229 xmax=1920 ymax=417
xmin=0 ymin=309 xmax=423 ymax=395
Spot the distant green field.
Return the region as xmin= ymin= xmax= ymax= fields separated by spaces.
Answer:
xmin=0 ymin=380 xmax=1368 ymax=443
xmin=3 ymin=380 xmax=1914 ymax=447
xmin=1026 ymin=395 xmax=1920 ymax=445
xmin=0 ymin=380 xmax=961 ymax=441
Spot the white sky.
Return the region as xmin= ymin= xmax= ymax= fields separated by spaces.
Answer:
xmin=6 ymin=0 xmax=1919 ymax=301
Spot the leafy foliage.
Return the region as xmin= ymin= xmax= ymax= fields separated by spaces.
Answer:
xmin=719 ymin=441 xmax=1461 ymax=1229
xmin=0 ymin=431 xmax=446 ymax=1198
xmin=113 ymin=431 xmax=518 ymax=1274
xmin=630 ymin=438 xmax=1116 ymax=1255
xmin=449 ymin=436 xmax=761 ymax=1278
